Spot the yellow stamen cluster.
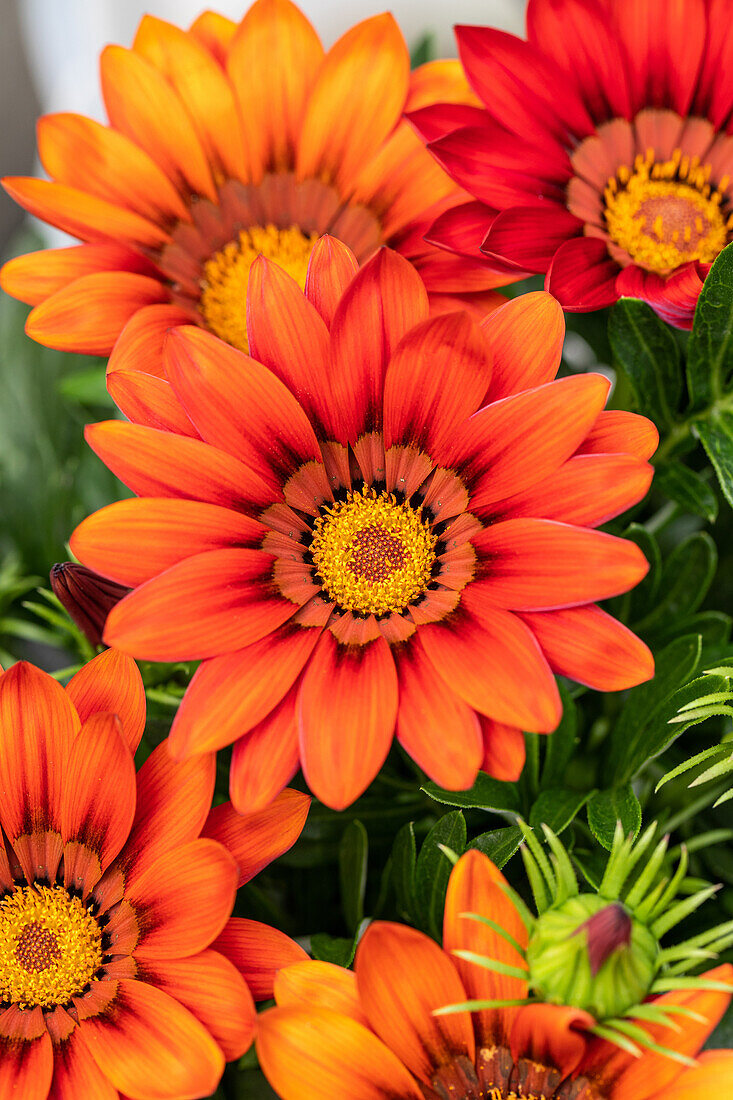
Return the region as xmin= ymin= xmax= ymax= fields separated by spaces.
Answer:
xmin=0 ymin=885 xmax=103 ymax=1008
xmin=604 ymin=148 xmax=730 ymax=274
xmin=199 ymin=223 xmax=319 ymax=352
xmin=488 ymin=1092 xmax=546 ymax=1100
xmin=310 ymin=486 xmax=437 ymax=616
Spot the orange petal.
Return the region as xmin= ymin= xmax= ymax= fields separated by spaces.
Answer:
xmin=356 ymin=921 xmax=474 ymax=1082
xmin=256 ymin=1005 xmax=423 ymax=1100
xmin=203 ymin=788 xmax=310 ymax=886
xmin=169 ymin=627 xmax=320 ymax=758
xmin=482 ymin=292 xmax=564 ymax=401
xmin=479 ymin=717 xmax=526 ymax=782
xmin=304 ymin=235 xmax=359 ymax=328
xmin=0 ymin=242 xmax=158 ymax=306
xmin=107 ymin=303 xmax=192 ymax=380
xmin=395 ymin=639 xmax=483 ymax=790
xmin=139 ymin=949 xmax=256 ymax=1061
xmin=298 ymin=633 xmax=398 ymax=809
xmin=106 ymin=370 xmax=198 ymax=438
xmin=65 ymin=648 xmax=146 ymax=754
xmin=274 ymin=960 xmax=366 ymax=1023
xmin=189 ymin=10 xmax=237 ymax=66
xmin=78 ymin=979 xmax=224 ymax=1099
xmin=121 ymin=743 xmax=216 ymax=888
xmin=126 ymin=838 xmax=237 ymax=959
xmin=25 ymin=271 xmax=168 ymax=355
xmin=510 ymin=1003 xmax=594 ymax=1080
xmin=72 ymin=498 xmax=264 ymax=588
xmin=663 ymin=1051 xmax=733 ymax=1100
xmin=102 ymin=549 xmax=296 ymax=661
xmin=297 ymin=14 xmax=409 ymax=192
xmin=577 ymin=408 xmax=659 ymax=460
xmin=100 ymin=45 xmax=216 ymax=201
xmin=520 ymin=605 xmax=654 ymax=691
xmin=2 ymin=176 xmax=168 ymax=249
xmin=48 ymin=1020 xmax=118 ymax=1099
xmin=229 ymin=687 xmax=302 ymax=812
xmin=215 ymin=917 xmax=308 ymax=1002
xmin=406 ymin=59 xmax=482 ymax=112
xmin=133 ymin=16 xmax=247 ymax=182
xmin=228 ymin=0 xmax=324 ymax=178
xmin=444 ymin=849 xmax=529 ymax=1047
xmin=37 ymin=112 xmax=188 ymax=224
xmin=0 ymin=1006 xmax=53 ymax=1100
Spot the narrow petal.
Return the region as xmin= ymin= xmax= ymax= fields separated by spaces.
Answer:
xmin=274 ymin=960 xmax=365 ymax=1023
xmin=304 ymin=235 xmax=359 ymax=329
xmin=0 ymin=242 xmax=158 ymax=306
xmin=577 ymin=410 xmax=659 ymax=460
xmin=481 ymin=291 xmax=564 ymax=400
xmin=48 ymin=1021 xmax=118 ymax=1099
xmin=215 ymin=918 xmax=308 ymax=1001
xmin=203 ymin=789 xmax=310 ymax=886
xmin=106 ymin=370 xmax=198 ymax=438
xmin=65 ymin=648 xmax=146 ymax=754
xmin=546 ymin=237 xmax=619 ymax=311
xmin=298 ymin=634 xmax=399 ymax=809
xmin=614 ymin=0 xmax=706 ymax=116
xmin=482 ymin=205 xmax=582 ymax=274
xmin=107 ymin=303 xmax=192 ymax=380
xmin=0 ymin=1006 xmax=53 ymax=1100
xmin=189 ymin=10 xmax=237 ymax=66
xmin=79 ymin=980 xmax=224 ymax=1100
xmin=479 ymin=717 xmax=527 ymax=782
xmin=229 ymin=688 xmax=302 ymax=812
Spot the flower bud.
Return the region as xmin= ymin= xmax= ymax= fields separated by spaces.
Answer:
xmin=526 ymin=896 xmax=658 ymax=1019
xmin=50 ymin=563 xmax=128 ymax=647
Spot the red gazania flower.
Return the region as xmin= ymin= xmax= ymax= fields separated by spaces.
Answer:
xmin=0 ymin=0 xmax=505 ymax=379
xmin=70 ymin=242 xmax=655 ymax=812
xmin=0 ymin=648 xmax=309 ymax=1099
xmin=256 ymin=850 xmax=733 ymax=1100
xmin=412 ymin=0 xmax=733 ymax=328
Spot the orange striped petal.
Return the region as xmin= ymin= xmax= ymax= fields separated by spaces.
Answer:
xmin=139 ymin=949 xmax=256 ymax=1061
xmin=100 ymin=45 xmax=216 ymax=201
xmin=169 ymin=627 xmax=319 ymax=758
xmin=215 ymin=918 xmax=308 ymax=1001
xmin=189 ymin=10 xmax=237 ymax=66
xmin=227 ymin=0 xmax=323 ymax=179
xmin=406 ymin=59 xmax=482 ymax=112
xmin=73 ymin=498 xmax=264 ymax=588
xmin=520 ymin=605 xmax=654 ymax=691
xmin=106 ymin=370 xmax=198 ymax=438
xmin=78 ymin=980 xmax=224 ymax=1099
xmin=662 ymin=1051 xmax=733 ymax=1100
xmin=0 ymin=242 xmax=157 ymax=306
xmin=229 ymin=687 xmax=302 ymax=812
xmin=577 ymin=409 xmax=659 ymax=460
xmin=102 ymin=549 xmax=296 ymax=662
xmin=37 ymin=112 xmax=188 ymax=224
xmin=395 ymin=638 xmax=483 ymax=790
xmin=48 ymin=1020 xmax=117 ymax=1099
xmin=444 ymin=849 xmax=529 ymax=1047
xmin=107 ymin=303 xmax=191 ymax=380
xmin=121 ymin=743 xmax=216 ymax=888
xmin=65 ymin=649 xmax=145 ymax=754
xmin=133 ymin=16 xmax=247 ymax=182
xmin=479 ymin=717 xmax=526 ymax=782
xmin=203 ymin=788 xmax=310 ymax=886
xmin=126 ymin=839 xmax=237 ymax=959
xmin=297 ymin=14 xmax=409 ymax=192
xmin=274 ymin=961 xmax=366 ymax=1024
xmin=482 ymin=291 xmax=564 ymax=401
xmin=2 ymin=177 xmax=168 ymax=250
xmin=256 ymin=1005 xmax=423 ymax=1100
xmin=298 ymin=633 xmax=398 ymax=809
xmin=0 ymin=1006 xmax=53 ymax=1100
xmin=25 ymin=272 xmax=168 ymax=355
xmin=80 ymin=421 xmax=273 ymax=511
xmin=510 ymin=1003 xmax=594 ymax=1080
xmin=305 ymin=235 xmax=359 ymax=328
xmin=356 ymin=921 xmax=474 ymax=1082
xmin=473 ymin=520 xmax=650 ymax=610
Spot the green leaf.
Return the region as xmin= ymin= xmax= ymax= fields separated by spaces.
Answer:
xmin=310 ymin=933 xmax=357 ymax=967
xmin=339 ymin=820 xmax=368 ymax=936
xmin=686 ymin=241 xmax=733 ymax=409
xmin=56 ymin=365 xmax=114 ymax=407
xmin=410 ymin=31 xmax=436 ymax=67
xmin=529 ymin=788 xmax=589 ymax=835
xmin=587 ymin=785 xmax=642 ymax=851
xmin=415 ymin=811 xmax=467 ymax=941
xmin=609 ymin=298 xmax=682 ymax=428
xmin=541 ymin=683 xmax=578 ymax=789
xmin=391 ymin=822 xmax=416 ymax=922
xmin=468 ymin=826 xmax=523 ymax=869
xmin=654 ymin=462 xmax=718 ymax=522
xmin=634 ymin=532 xmax=716 ymax=635
xmin=697 ymin=408 xmax=733 ymax=509
xmin=422 ymin=774 xmax=520 ymax=815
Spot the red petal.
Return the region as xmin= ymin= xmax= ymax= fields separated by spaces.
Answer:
xmin=65 ymin=648 xmax=146 ymax=754
xmin=546 ymin=236 xmax=619 ymax=311
xmin=304 ymin=235 xmax=359 ymax=328
xmin=214 ymin=917 xmax=308 ymax=1001
xmin=482 ymin=205 xmax=582 ymax=274
xmin=577 ymin=409 xmax=659 ymax=460
xmin=479 ymin=717 xmax=527 ymax=782
xmin=511 ymin=1003 xmax=594 ymax=1080
xmin=614 ymin=0 xmax=706 ymax=116
xmin=0 ymin=1007 xmax=53 ymax=1100
xmin=48 ymin=1020 xmax=117 ymax=1099
xmin=481 ymin=291 xmax=564 ymax=401
xmin=203 ymin=789 xmax=310 ymax=887
xmin=107 ymin=303 xmax=191 ymax=380
xmin=229 ymin=688 xmax=302 ymax=812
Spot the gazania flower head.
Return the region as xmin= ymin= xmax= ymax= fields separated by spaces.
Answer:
xmin=412 ymin=0 xmax=733 ymax=328
xmin=0 ymin=0 xmax=504 ymax=378
xmin=0 ymin=648 xmax=309 ymax=1099
xmin=256 ymin=847 xmax=733 ymax=1100
xmin=71 ymin=241 xmax=656 ymax=811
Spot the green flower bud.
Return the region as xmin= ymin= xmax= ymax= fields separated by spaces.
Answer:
xmin=526 ymin=896 xmax=658 ymax=1019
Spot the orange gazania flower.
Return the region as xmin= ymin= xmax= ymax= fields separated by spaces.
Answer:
xmin=411 ymin=0 xmax=733 ymax=329
xmin=0 ymin=648 xmax=309 ymax=1099
xmin=0 ymin=0 xmax=503 ymax=375
xmin=256 ymin=850 xmax=733 ymax=1100
xmin=71 ymin=242 xmax=655 ymax=811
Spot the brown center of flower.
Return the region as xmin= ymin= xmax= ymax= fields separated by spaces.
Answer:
xmin=604 ymin=149 xmax=731 ymax=273
xmin=0 ymin=884 xmax=103 ymax=1008
xmin=422 ymin=1049 xmax=602 ymax=1100
xmin=199 ymin=223 xmax=319 ymax=353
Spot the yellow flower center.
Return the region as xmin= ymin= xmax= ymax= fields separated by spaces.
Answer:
xmin=604 ymin=150 xmax=731 ymax=274
xmin=310 ymin=487 xmax=437 ymax=616
xmin=0 ymin=885 xmax=103 ymax=1009
xmin=199 ymin=223 xmax=319 ymax=352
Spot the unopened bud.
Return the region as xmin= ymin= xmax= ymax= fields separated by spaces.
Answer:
xmin=50 ymin=563 xmax=128 ymax=647
xmin=578 ymin=902 xmax=633 ymax=976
